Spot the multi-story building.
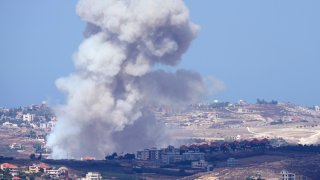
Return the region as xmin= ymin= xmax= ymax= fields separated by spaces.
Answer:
xmin=149 ymin=148 xmax=161 ymax=161
xmin=48 ymin=120 xmax=57 ymax=129
xmin=85 ymin=172 xmax=102 ymax=180
xmin=39 ymin=123 xmax=48 ymax=129
xmin=137 ymin=146 xmax=205 ymax=164
xmin=29 ymin=164 xmax=50 ymax=173
xmin=29 ymin=165 xmax=39 ymax=173
xmin=182 ymin=152 xmax=205 ymax=161
xmin=136 ymin=149 xmax=150 ymax=160
xmin=227 ymin=158 xmax=237 ymax=167
xmin=46 ymin=167 xmax=68 ymax=179
xmin=280 ymin=170 xmax=295 ymax=180
xmin=136 ymin=148 xmax=162 ymax=161
xmin=161 ymin=153 xmax=183 ymax=164
xmin=46 ymin=169 xmax=60 ymax=178
xmin=295 ymin=175 xmax=309 ymax=180
xmin=162 ymin=145 xmax=180 ymax=155
xmin=191 ymin=160 xmax=208 ymax=169
xmin=23 ymin=113 xmax=34 ymax=122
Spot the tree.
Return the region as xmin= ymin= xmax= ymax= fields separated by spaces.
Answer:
xmin=123 ymin=153 xmax=135 ymax=160
xmin=2 ymin=168 xmax=12 ymax=180
xmin=33 ymin=143 xmax=42 ymax=152
xmin=18 ymin=171 xmax=28 ymax=180
xmin=179 ymin=169 xmax=186 ymax=174
xmin=29 ymin=130 xmax=37 ymax=138
xmin=39 ymin=168 xmax=44 ymax=173
xmin=42 ymin=174 xmax=51 ymax=179
xmin=27 ymin=173 xmax=36 ymax=180
xmin=30 ymin=153 xmax=36 ymax=160
xmin=37 ymin=153 xmax=42 ymax=160
xmin=105 ymin=152 xmax=118 ymax=160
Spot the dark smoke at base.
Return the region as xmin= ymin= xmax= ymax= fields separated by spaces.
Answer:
xmin=47 ymin=0 xmax=208 ymax=159
xmin=113 ymin=110 xmax=171 ymax=153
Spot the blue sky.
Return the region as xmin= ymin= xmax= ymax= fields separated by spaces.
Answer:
xmin=0 ymin=0 xmax=319 ymax=107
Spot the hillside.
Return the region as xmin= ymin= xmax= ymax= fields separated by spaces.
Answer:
xmin=154 ymin=101 xmax=320 ymax=144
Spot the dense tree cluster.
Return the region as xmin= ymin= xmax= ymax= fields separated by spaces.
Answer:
xmin=180 ymin=138 xmax=271 ymax=155
xmin=256 ymin=99 xmax=278 ymax=105
xmin=105 ymin=153 xmax=135 ymax=160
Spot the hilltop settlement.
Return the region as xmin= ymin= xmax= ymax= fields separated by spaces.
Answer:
xmin=0 ymin=100 xmax=320 ymax=179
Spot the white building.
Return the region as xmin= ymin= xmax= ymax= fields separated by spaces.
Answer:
xmin=136 ymin=149 xmax=150 ymax=160
xmin=270 ymin=138 xmax=288 ymax=148
xmin=15 ymin=112 xmax=23 ymax=120
xmin=39 ymin=123 xmax=48 ymax=129
xmin=48 ymin=121 xmax=57 ymax=129
xmin=10 ymin=143 xmax=23 ymax=150
xmin=279 ymin=170 xmax=295 ymax=180
xmin=2 ymin=122 xmax=18 ymax=128
xmin=192 ymin=160 xmax=208 ymax=169
xmin=85 ymin=172 xmax=102 ymax=180
xmin=149 ymin=148 xmax=161 ymax=160
xmin=46 ymin=167 xmax=68 ymax=179
xmin=23 ymin=113 xmax=34 ymax=122
xmin=315 ymin=106 xmax=320 ymax=112
xmin=46 ymin=169 xmax=60 ymax=178
xmin=182 ymin=152 xmax=205 ymax=161
xmin=236 ymin=135 xmax=241 ymax=141
xmin=161 ymin=154 xmax=183 ymax=164
xmin=227 ymin=158 xmax=238 ymax=167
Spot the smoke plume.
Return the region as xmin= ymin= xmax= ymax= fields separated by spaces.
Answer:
xmin=47 ymin=0 xmax=206 ymax=159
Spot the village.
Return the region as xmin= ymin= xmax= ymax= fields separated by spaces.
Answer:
xmin=1 ymin=101 xmax=320 ymax=179
xmin=1 ymin=139 xmax=319 ymax=179
xmin=0 ymin=161 xmax=103 ymax=179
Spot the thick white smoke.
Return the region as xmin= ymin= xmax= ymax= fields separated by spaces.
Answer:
xmin=47 ymin=0 xmax=206 ymax=159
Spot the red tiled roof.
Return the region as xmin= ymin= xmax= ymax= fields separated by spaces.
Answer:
xmin=1 ymin=163 xmax=18 ymax=169
xmin=38 ymin=163 xmax=51 ymax=169
xmin=82 ymin=156 xmax=95 ymax=160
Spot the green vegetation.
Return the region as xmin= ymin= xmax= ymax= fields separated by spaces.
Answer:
xmin=245 ymin=174 xmax=265 ymax=180
xmin=256 ymin=99 xmax=278 ymax=105
xmin=0 ymin=169 xmax=12 ymax=180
